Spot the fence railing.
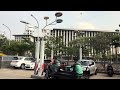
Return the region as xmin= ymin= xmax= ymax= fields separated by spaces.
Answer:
xmin=95 ymin=61 xmax=120 ymax=74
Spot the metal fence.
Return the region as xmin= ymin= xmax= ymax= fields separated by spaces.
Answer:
xmin=95 ymin=61 xmax=120 ymax=74
xmin=0 ymin=55 xmax=18 ymax=68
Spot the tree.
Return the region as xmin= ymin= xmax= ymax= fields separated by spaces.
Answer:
xmin=6 ymin=38 xmax=35 ymax=56
xmin=45 ymin=36 xmax=66 ymax=59
xmin=111 ymin=34 xmax=120 ymax=62
xmin=68 ymin=37 xmax=91 ymax=60
xmin=89 ymin=32 xmax=114 ymax=69
xmin=0 ymin=34 xmax=9 ymax=54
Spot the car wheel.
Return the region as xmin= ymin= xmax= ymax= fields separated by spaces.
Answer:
xmin=95 ymin=69 xmax=97 ymax=75
xmin=14 ymin=66 xmax=18 ymax=69
xmin=20 ymin=64 xmax=25 ymax=69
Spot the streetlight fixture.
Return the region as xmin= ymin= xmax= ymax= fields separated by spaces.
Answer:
xmin=20 ymin=21 xmax=30 ymax=32
xmin=44 ymin=16 xmax=49 ymax=26
xmin=31 ymin=12 xmax=63 ymax=78
xmin=55 ymin=12 xmax=63 ymax=17
xmin=20 ymin=21 xmax=30 ymax=24
xmin=20 ymin=20 xmax=38 ymax=29
xmin=2 ymin=24 xmax=11 ymax=46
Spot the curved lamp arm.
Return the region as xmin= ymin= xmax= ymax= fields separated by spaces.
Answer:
xmin=42 ymin=20 xmax=57 ymax=31
xmin=31 ymin=14 xmax=39 ymax=29
xmin=2 ymin=24 xmax=11 ymax=39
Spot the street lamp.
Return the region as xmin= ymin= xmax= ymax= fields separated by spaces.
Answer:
xmin=31 ymin=12 xmax=63 ymax=78
xmin=2 ymin=24 xmax=11 ymax=46
xmin=38 ymin=12 xmax=63 ymax=76
xmin=20 ymin=21 xmax=30 ymax=24
xmin=20 ymin=20 xmax=38 ymax=29
xmin=20 ymin=21 xmax=30 ymax=32
xmin=30 ymin=14 xmax=40 ymax=76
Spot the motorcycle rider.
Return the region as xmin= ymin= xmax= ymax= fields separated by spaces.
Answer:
xmin=45 ymin=59 xmax=60 ymax=78
xmin=72 ymin=61 xmax=83 ymax=79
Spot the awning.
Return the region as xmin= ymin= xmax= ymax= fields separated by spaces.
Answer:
xmin=0 ymin=53 xmax=6 ymax=56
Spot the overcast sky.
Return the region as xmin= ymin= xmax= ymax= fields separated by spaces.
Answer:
xmin=0 ymin=11 xmax=120 ymax=40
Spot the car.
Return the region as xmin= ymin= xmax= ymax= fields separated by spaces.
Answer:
xmin=25 ymin=59 xmax=51 ymax=70
xmin=25 ymin=60 xmax=35 ymax=70
xmin=77 ymin=59 xmax=97 ymax=75
xmin=10 ymin=56 xmax=35 ymax=69
xmin=25 ymin=59 xmax=67 ymax=70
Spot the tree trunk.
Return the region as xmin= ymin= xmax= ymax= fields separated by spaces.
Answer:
xmin=115 ymin=47 xmax=118 ymax=62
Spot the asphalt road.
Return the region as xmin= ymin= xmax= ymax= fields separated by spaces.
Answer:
xmin=0 ymin=68 xmax=33 ymax=79
xmin=90 ymin=73 xmax=120 ymax=79
xmin=0 ymin=68 xmax=120 ymax=79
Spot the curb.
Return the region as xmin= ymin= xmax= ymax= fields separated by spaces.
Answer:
xmin=31 ymin=75 xmax=44 ymax=79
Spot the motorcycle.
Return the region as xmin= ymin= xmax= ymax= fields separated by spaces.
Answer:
xmin=44 ymin=65 xmax=90 ymax=79
xmin=107 ymin=64 xmax=114 ymax=77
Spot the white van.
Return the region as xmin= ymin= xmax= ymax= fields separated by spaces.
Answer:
xmin=10 ymin=56 xmax=34 ymax=69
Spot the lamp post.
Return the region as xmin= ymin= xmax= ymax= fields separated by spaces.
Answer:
xmin=2 ymin=24 xmax=11 ymax=46
xmin=30 ymin=14 xmax=41 ymax=75
xmin=39 ymin=12 xmax=63 ymax=77
xmin=74 ymin=31 xmax=84 ymax=60
xmin=31 ymin=12 xmax=63 ymax=78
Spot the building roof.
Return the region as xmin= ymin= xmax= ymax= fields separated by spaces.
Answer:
xmin=53 ymin=28 xmax=116 ymax=33
xmin=13 ymin=34 xmax=35 ymax=37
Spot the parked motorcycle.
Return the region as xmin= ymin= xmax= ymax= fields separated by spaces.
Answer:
xmin=107 ymin=64 xmax=114 ymax=77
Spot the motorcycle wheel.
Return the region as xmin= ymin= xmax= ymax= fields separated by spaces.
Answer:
xmin=108 ymin=70 xmax=113 ymax=77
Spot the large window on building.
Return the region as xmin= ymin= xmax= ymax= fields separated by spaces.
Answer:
xmin=65 ymin=30 xmax=66 ymax=46
xmin=68 ymin=30 xmax=69 ymax=43
xmin=71 ymin=31 xmax=73 ymax=40
xmin=59 ymin=30 xmax=61 ymax=36
xmin=56 ymin=29 xmax=58 ymax=37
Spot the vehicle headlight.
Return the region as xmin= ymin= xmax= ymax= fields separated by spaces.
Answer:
xmin=82 ymin=67 xmax=90 ymax=71
xmin=25 ymin=64 xmax=30 ymax=67
xmin=86 ymin=67 xmax=90 ymax=71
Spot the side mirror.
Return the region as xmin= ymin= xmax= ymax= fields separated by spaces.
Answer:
xmin=89 ymin=64 xmax=92 ymax=66
xmin=89 ymin=63 xmax=93 ymax=66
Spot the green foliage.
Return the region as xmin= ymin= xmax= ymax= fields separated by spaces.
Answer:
xmin=0 ymin=35 xmax=35 ymax=56
xmin=111 ymin=34 xmax=120 ymax=48
xmin=0 ymin=34 xmax=9 ymax=54
xmin=45 ymin=36 xmax=66 ymax=58
xmin=89 ymin=32 xmax=113 ymax=58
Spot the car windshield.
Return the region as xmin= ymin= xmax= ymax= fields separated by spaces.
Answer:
xmin=12 ymin=57 xmax=23 ymax=60
xmin=79 ymin=61 xmax=89 ymax=66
